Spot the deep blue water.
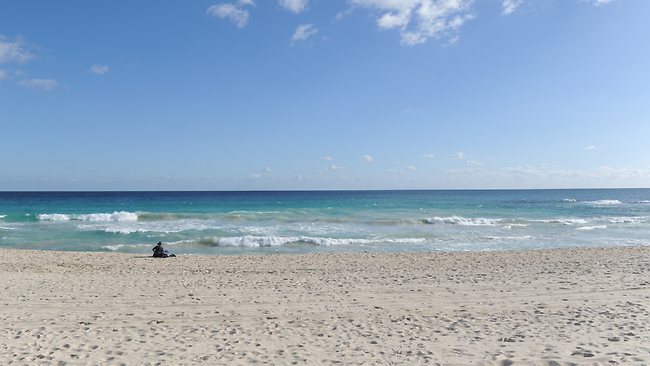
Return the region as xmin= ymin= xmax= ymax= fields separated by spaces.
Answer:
xmin=1 ymin=189 xmax=649 ymax=255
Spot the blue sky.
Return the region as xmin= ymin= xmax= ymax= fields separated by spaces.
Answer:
xmin=1 ymin=0 xmax=648 ymax=190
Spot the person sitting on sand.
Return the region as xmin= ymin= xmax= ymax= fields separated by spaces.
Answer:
xmin=152 ymin=241 xmax=175 ymax=258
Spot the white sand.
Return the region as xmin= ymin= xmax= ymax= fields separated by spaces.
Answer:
xmin=1 ymin=247 xmax=649 ymax=365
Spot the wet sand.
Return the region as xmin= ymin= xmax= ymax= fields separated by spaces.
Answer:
xmin=1 ymin=246 xmax=649 ymax=365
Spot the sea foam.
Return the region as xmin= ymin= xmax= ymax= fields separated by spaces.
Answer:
xmin=195 ymin=236 xmax=427 ymax=247
xmin=576 ymin=225 xmax=607 ymax=231
xmin=584 ymin=200 xmax=622 ymax=205
xmin=423 ymin=216 xmax=501 ymax=226
xmin=38 ymin=211 xmax=138 ymax=222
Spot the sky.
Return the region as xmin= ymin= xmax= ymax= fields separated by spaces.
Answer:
xmin=0 ymin=0 xmax=649 ymax=190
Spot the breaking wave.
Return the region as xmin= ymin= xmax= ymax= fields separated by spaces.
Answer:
xmin=584 ymin=200 xmax=622 ymax=205
xmin=530 ymin=218 xmax=588 ymax=225
xmin=423 ymin=216 xmax=501 ymax=226
xmin=185 ymin=236 xmax=427 ymax=248
xmin=38 ymin=211 xmax=139 ymax=222
xmin=576 ymin=225 xmax=607 ymax=231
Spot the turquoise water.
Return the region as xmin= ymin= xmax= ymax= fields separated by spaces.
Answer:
xmin=1 ymin=190 xmax=649 ymax=255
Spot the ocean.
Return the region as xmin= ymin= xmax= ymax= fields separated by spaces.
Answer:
xmin=1 ymin=189 xmax=649 ymax=255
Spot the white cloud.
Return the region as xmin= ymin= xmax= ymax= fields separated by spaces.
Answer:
xmin=323 ymin=156 xmax=334 ymax=161
xmin=291 ymin=24 xmax=318 ymax=43
xmin=0 ymin=69 xmax=6 ymax=80
xmin=89 ymin=64 xmax=109 ymax=75
xmin=452 ymin=151 xmax=464 ymax=160
xmin=279 ymin=0 xmax=309 ymax=14
xmin=501 ymin=0 xmax=523 ymax=15
xmin=362 ymin=154 xmax=374 ymax=163
xmin=263 ymin=166 xmax=272 ymax=172
xmin=334 ymin=8 xmax=354 ymax=22
xmin=590 ymin=0 xmax=613 ymax=5
xmin=0 ymin=35 xmax=33 ymax=64
xmin=585 ymin=145 xmax=596 ymax=151
xmin=19 ymin=78 xmax=58 ymax=91
xmin=207 ymin=3 xmax=252 ymax=28
xmin=328 ymin=164 xmax=343 ymax=171
xmin=422 ymin=153 xmax=435 ymax=159
xmin=350 ymin=0 xmax=475 ymax=45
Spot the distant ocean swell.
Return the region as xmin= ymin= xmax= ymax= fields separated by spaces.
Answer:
xmin=12 ymin=211 xmax=647 ymax=231
xmin=2 ymin=190 xmax=650 ymax=254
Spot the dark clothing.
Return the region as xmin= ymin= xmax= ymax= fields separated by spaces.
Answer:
xmin=152 ymin=244 xmax=165 ymax=258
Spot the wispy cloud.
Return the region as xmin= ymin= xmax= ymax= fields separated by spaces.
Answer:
xmin=279 ymin=0 xmax=309 ymax=14
xmin=501 ymin=0 xmax=523 ymax=15
xmin=452 ymin=151 xmax=464 ymax=160
xmin=350 ymin=0 xmax=474 ymax=45
xmin=334 ymin=7 xmax=354 ymax=22
xmin=362 ymin=154 xmax=374 ymax=163
xmin=328 ymin=164 xmax=343 ymax=171
xmin=207 ymin=1 xmax=255 ymax=28
xmin=589 ymin=0 xmax=614 ymax=5
xmin=422 ymin=153 xmax=435 ymax=159
xmin=323 ymin=156 xmax=334 ymax=161
xmin=585 ymin=145 xmax=596 ymax=151
xmin=291 ymin=24 xmax=318 ymax=44
xmin=0 ymin=69 xmax=6 ymax=80
xmin=88 ymin=64 xmax=109 ymax=75
xmin=250 ymin=165 xmax=272 ymax=179
xmin=0 ymin=35 xmax=33 ymax=64
xmin=19 ymin=78 xmax=58 ymax=91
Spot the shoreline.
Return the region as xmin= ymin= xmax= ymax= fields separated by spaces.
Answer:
xmin=1 ymin=246 xmax=649 ymax=364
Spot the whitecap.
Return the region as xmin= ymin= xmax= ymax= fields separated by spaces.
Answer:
xmin=576 ymin=225 xmax=607 ymax=231
xmin=562 ymin=198 xmax=577 ymax=203
xmin=38 ymin=211 xmax=138 ymax=222
xmin=530 ymin=218 xmax=588 ymax=225
xmin=423 ymin=216 xmax=501 ymax=226
xmin=584 ymin=200 xmax=622 ymax=205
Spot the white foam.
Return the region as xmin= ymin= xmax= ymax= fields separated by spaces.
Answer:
xmin=38 ymin=213 xmax=71 ymax=221
xmin=562 ymin=198 xmax=577 ymax=203
xmin=585 ymin=200 xmax=622 ymax=205
xmin=101 ymin=244 xmax=148 ymax=251
xmin=0 ymin=226 xmax=16 ymax=231
xmin=576 ymin=225 xmax=607 ymax=231
xmin=102 ymin=245 xmax=123 ymax=251
xmin=0 ymin=215 xmax=6 ymax=219
xmin=531 ymin=218 xmax=588 ymax=225
xmin=38 ymin=211 xmax=138 ymax=222
xmin=485 ymin=235 xmax=532 ymax=240
xmin=607 ymin=216 xmax=644 ymax=224
xmin=197 ymin=236 xmax=427 ymax=247
xmin=424 ymin=216 xmax=501 ymax=226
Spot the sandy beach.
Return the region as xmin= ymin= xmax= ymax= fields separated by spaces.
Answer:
xmin=1 ymin=247 xmax=649 ymax=365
